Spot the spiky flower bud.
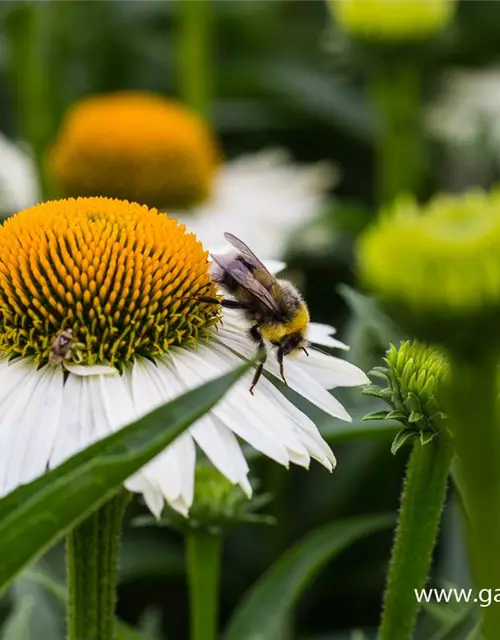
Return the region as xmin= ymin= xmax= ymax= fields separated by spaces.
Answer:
xmin=364 ymin=341 xmax=449 ymax=454
xmin=358 ymin=191 xmax=500 ymax=354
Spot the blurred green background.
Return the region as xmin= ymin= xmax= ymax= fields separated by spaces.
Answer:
xmin=1 ymin=1 xmax=499 ymax=638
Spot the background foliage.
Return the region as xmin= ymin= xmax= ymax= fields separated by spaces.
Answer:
xmin=0 ymin=1 xmax=498 ymax=638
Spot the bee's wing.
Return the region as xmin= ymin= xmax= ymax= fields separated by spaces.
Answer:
xmin=211 ymin=252 xmax=282 ymax=315
xmin=223 ymin=232 xmax=278 ymax=282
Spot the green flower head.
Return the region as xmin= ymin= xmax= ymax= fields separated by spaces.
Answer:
xmin=364 ymin=340 xmax=449 ymax=454
xmin=358 ymin=191 xmax=500 ymax=352
xmin=156 ymin=467 xmax=274 ymax=535
xmin=329 ymin=0 xmax=456 ymax=43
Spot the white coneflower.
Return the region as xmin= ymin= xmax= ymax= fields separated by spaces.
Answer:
xmin=428 ymin=68 xmax=500 ymax=148
xmin=0 ymin=131 xmax=40 ymax=216
xmin=0 ymin=197 xmax=367 ymax=517
xmin=172 ymin=150 xmax=337 ymax=259
xmin=48 ymin=92 xmax=337 ymax=259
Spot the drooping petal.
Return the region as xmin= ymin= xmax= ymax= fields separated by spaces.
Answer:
xmin=215 ymin=327 xmax=352 ymax=421
xmin=124 ymin=358 xmax=192 ymax=514
xmin=206 ymin=342 xmax=312 ymax=466
xmin=167 ymin=347 xmax=294 ymax=466
xmin=293 ymin=348 xmax=370 ymax=389
xmin=254 ymin=377 xmax=337 ymax=470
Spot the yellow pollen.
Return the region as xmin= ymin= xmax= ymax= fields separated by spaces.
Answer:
xmin=48 ymin=92 xmax=221 ymax=210
xmin=0 ymin=197 xmax=219 ymax=365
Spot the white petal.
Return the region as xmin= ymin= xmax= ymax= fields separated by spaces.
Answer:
xmin=168 ymin=346 xmax=293 ymax=466
xmin=294 ymin=348 xmax=370 ymax=389
xmin=0 ymin=133 xmax=40 ymax=214
xmin=64 ymin=363 xmax=119 ymax=376
xmin=126 ymin=359 xmax=183 ymax=506
xmin=307 ymin=322 xmax=349 ymax=350
xmin=256 ymin=378 xmax=336 ymax=470
xmin=190 ymin=414 xmax=252 ymax=494
xmin=265 ymin=260 xmax=286 ymax=275
xmin=172 ymin=149 xmax=336 ymax=258
xmin=50 ymin=374 xmax=90 ymax=467
xmin=209 ymin=417 xmax=253 ymax=496
xmin=0 ymin=364 xmax=64 ymax=494
xmin=207 ymin=342 xmax=311 ymax=463
xmin=216 ymin=327 xmax=352 ymax=422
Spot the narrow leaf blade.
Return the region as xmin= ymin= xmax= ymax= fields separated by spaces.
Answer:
xmin=0 ymin=361 xmax=250 ymax=594
xmin=224 ymin=514 xmax=393 ymax=640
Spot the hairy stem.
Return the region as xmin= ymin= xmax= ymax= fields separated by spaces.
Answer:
xmin=378 ymin=438 xmax=453 ymax=640
xmin=66 ymin=491 xmax=129 ymax=640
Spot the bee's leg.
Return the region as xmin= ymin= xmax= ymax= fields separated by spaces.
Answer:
xmin=249 ymin=325 xmax=266 ymax=395
xmin=277 ymin=346 xmax=288 ymax=386
xmin=198 ymin=296 xmax=250 ymax=310
xmin=197 ymin=296 xmax=221 ymax=305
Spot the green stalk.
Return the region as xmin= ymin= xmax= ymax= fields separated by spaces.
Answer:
xmin=66 ymin=491 xmax=129 ymax=640
xmin=378 ymin=438 xmax=453 ymax=640
xmin=447 ymin=353 xmax=500 ymax=640
xmin=370 ymin=61 xmax=424 ymax=205
xmin=187 ymin=530 xmax=222 ymax=640
xmin=176 ymin=0 xmax=214 ymax=117
xmin=3 ymin=2 xmax=56 ymax=198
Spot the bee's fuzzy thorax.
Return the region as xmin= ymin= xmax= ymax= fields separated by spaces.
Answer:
xmin=260 ymin=304 xmax=309 ymax=343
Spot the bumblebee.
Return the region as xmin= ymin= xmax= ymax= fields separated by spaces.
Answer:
xmin=200 ymin=232 xmax=309 ymax=394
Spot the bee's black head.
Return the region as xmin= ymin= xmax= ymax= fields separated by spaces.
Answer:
xmin=279 ymin=332 xmax=308 ymax=356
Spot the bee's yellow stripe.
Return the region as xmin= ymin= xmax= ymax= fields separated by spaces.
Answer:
xmin=260 ymin=305 xmax=309 ymax=342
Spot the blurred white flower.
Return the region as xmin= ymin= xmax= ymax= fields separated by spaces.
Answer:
xmin=173 ymin=150 xmax=339 ymax=259
xmin=428 ymin=68 xmax=500 ymax=147
xmin=0 ymin=132 xmax=40 ymax=215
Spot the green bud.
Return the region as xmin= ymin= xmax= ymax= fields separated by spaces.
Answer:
xmin=140 ymin=467 xmax=275 ymax=535
xmin=363 ymin=340 xmax=450 ymax=454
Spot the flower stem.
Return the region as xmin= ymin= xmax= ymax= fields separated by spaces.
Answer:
xmin=176 ymin=0 xmax=214 ymax=118
xmin=370 ymin=61 xmax=424 ymax=205
xmin=187 ymin=530 xmax=222 ymax=640
xmin=66 ymin=491 xmax=129 ymax=640
xmin=378 ymin=438 xmax=453 ymax=640
xmin=4 ymin=2 xmax=56 ymax=198
xmin=447 ymin=353 xmax=500 ymax=640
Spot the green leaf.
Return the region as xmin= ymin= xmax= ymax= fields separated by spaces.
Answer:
xmin=386 ymin=410 xmax=407 ymax=421
xmin=1 ymin=594 xmax=35 ymax=640
xmin=420 ymin=432 xmax=437 ymax=446
xmin=0 ymin=361 xmax=250 ymax=595
xmin=362 ymin=410 xmax=390 ymax=421
xmin=463 ymin=623 xmax=485 ymax=640
xmin=426 ymin=601 xmax=479 ymax=640
xmin=22 ymin=563 xmax=156 ymax=640
xmin=224 ymin=514 xmax=393 ymax=640
xmin=338 ymin=285 xmax=403 ymax=347
xmin=362 ymin=386 xmax=393 ymax=401
xmin=369 ymin=366 xmax=390 ymax=380
xmin=391 ymin=430 xmax=417 ymax=455
xmin=406 ymin=392 xmax=423 ymax=414
xmin=256 ymin=63 xmax=374 ymax=142
xmin=320 ymin=410 xmax=400 ymax=444
xmin=408 ymin=411 xmax=424 ymax=424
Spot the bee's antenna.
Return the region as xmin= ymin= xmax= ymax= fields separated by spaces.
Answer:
xmin=302 ymin=347 xmax=309 ymax=357
xmin=309 ymin=345 xmax=337 ymax=357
